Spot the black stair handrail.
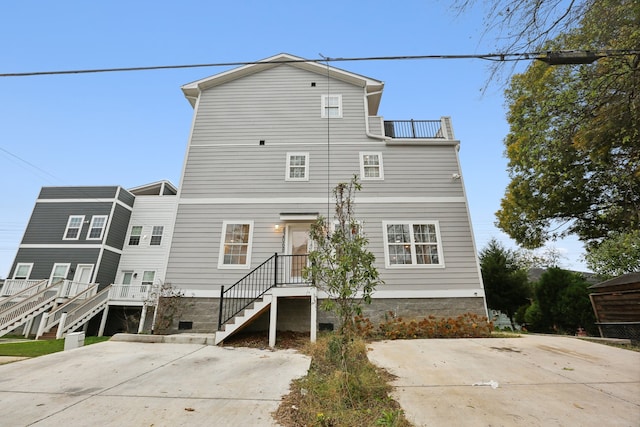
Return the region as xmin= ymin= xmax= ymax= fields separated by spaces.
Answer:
xmin=217 ymin=253 xmax=309 ymax=330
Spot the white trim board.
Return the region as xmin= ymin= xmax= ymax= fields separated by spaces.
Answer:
xmin=181 ymin=288 xmax=485 ymax=299
xmin=179 ymin=196 xmax=466 ymax=205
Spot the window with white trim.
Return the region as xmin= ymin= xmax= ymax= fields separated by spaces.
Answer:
xmin=128 ymin=226 xmax=143 ymax=245
xmin=286 ymin=153 xmax=309 ymax=181
xmin=150 ymin=226 xmax=164 ymax=246
xmin=50 ymin=263 xmax=70 ymax=285
xmin=142 ymin=271 xmax=155 ymax=286
xmin=360 ymin=152 xmax=384 ymax=180
xmin=218 ymin=221 xmax=254 ymax=268
xmin=63 ymin=215 xmax=84 ymax=240
xmin=383 ymin=222 xmax=443 ymax=267
xmin=87 ymin=215 xmax=108 ymax=240
xmin=13 ymin=263 xmax=33 ymax=280
xmin=321 ymin=94 xmax=342 ymax=118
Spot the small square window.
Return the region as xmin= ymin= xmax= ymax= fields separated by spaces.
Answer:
xmin=286 ymin=153 xmax=309 ymax=181
xmin=321 ymin=94 xmax=342 ymax=118
xmin=360 ymin=152 xmax=384 ymax=180
xmin=150 ymin=226 xmax=164 ymax=246
xmin=128 ymin=226 xmax=143 ymax=245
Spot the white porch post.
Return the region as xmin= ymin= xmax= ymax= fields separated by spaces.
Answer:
xmin=310 ymin=288 xmax=317 ymax=343
xmin=23 ymin=317 xmax=34 ymax=337
xmin=269 ymin=295 xmax=278 ymax=348
xmin=36 ymin=313 xmax=49 ymax=340
xmin=138 ymin=306 xmax=148 ymax=334
xmin=56 ymin=313 xmax=68 ymax=339
xmin=98 ymin=306 xmax=109 ymax=337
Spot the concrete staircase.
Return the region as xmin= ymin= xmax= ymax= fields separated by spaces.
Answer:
xmin=214 ymin=294 xmax=272 ymax=345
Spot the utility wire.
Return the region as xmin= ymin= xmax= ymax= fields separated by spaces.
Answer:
xmin=1 ymin=50 xmax=638 ymax=78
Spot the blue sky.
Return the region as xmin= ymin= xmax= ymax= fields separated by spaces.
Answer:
xmin=0 ymin=1 xmax=588 ymax=278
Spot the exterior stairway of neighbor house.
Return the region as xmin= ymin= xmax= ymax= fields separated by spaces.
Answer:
xmin=36 ymin=285 xmax=107 ymax=340
xmin=0 ymin=280 xmax=59 ymax=338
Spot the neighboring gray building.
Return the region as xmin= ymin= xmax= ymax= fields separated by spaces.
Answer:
xmin=6 ymin=186 xmax=134 ymax=290
xmin=1 ymin=182 xmax=176 ymax=338
xmin=164 ymin=53 xmax=488 ymax=343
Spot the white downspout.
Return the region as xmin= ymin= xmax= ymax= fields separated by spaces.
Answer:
xmin=364 ymin=89 xmax=389 ymax=141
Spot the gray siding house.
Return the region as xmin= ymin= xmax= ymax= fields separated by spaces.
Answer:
xmin=7 ymin=186 xmax=133 ymax=290
xmin=1 ymin=182 xmax=177 ymax=338
xmin=164 ymin=53 xmax=487 ymax=343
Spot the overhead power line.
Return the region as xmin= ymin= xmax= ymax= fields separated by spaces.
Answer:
xmin=1 ymin=50 xmax=638 ymax=78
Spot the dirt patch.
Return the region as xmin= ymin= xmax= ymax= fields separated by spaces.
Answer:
xmin=221 ymin=331 xmax=310 ymax=351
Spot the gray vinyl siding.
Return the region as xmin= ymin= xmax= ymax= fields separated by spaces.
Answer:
xmin=167 ymin=62 xmax=483 ymax=299
xmin=95 ymin=249 xmax=121 ymax=289
xmin=9 ymin=248 xmax=101 ymax=280
xmin=105 ymin=204 xmax=132 ymax=249
xmin=188 ymin=65 xmax=367 ymax=147
xmin=118 ymin=188 xmax=136 ymax=207
xmin=181 ymin=143 xmax=463 ymax=199
xmin=38 ymin=186 xmax=119 ymax=200
xmin=165 ymin=200 xmax=478 ymax=292
xmin=22 ymin=202 xmax=115 ymax=244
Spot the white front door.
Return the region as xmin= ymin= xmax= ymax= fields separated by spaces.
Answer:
xmin=73 ymin=264 xmax=94 ymax=284
xmin=121 ymin=272 xmax=133 ymax=298
xmin=286 ymin=224 xmax=311 ymax=282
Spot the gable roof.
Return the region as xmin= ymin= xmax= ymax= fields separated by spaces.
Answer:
xmin=128 ymin=180 xmax=177 ymax=196
xmin=589 ymin=272 xmax=640 ymax=289
xmin=181 ymin=53 xmax=385 ymax=114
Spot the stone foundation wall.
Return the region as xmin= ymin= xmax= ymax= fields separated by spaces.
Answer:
xmin=316 ymin=297 xmax=487 ymax=330
xmin=159 ymin=297 xmax=219 ymax=334
xmin=162 ymin=296 xmax=486 ymax=334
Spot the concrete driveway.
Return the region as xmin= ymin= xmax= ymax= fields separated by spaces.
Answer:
xmin=367 ymin=335 xmax=640 ymax=427
xmin=0 ymin=341 xmax=310 ymax=426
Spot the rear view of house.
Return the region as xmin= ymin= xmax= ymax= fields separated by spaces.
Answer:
xmin=164 ymin=53 xmax=487 ymax=342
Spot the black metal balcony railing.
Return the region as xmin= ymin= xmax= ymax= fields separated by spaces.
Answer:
xmin=384 ymin=120 xmax=445 ymax=139
xmin=217 ymin=253 xmax=309 ymax=330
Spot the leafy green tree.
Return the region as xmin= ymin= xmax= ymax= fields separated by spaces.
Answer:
xmin=496 ymin=0 xmax=639 ymax=251
xmin=305 ymin=176 xmax=383 ymax=338
xmin=531 ymin=268 xmax=596 ymax=334
xmin=479 ymin=239 xmax=531 ymax=328
xmin=585 ymin=230 xmax=640 ymax=277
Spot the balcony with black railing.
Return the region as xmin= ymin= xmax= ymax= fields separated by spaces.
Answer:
xmin=383 ymin=119 xmax=446 ymax=139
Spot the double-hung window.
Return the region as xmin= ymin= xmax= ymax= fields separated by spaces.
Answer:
xmin=218 ymin=221 xmax=254 ymax=269
xmin=13 ymin=263 xmax=33 ymax=280
xmin=286 ymin=153 xmax=309 ymax=181
xmin=150 ymin=226 xmax=164 ymax=245
xmin=87 ymin=215 xmax=108 ymax=240
xmin=63 ymin=215 xmax=84 ymax=240
xmin=142 ymin=271 xmax=156 ymax=291
xmin=128 ymin=226 xmax=143 ymax=245
xmin=383 ymin=222 xmax=444 ymax=267
xmin=321 ymin=94 xmax=342 ymax=118
xmin=360 ymin=152 xmax=384 ymax=180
